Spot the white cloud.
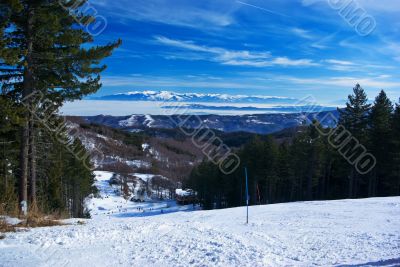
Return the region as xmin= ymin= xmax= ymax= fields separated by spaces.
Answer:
xmin=310 ymin=32 xmax=338 ymax=50
xmin=325 ymin=59 xmax=355 ymax=65
xmin=236 ymin=1 xmax=289 ymax=18
xmin=302 ymin=0 xmax=400 ymax=12
xmin=311 ymin=43 xmax=329 ymax=50
xmin=272 ymin=57 xmax=319 ymax=66
xmin=291 ymin=28 xmax=315 ymax=39
xmin=155 ymin=36 xmax=318 ymax=67
xmin=155 ymin=36 xmax=215 ymax=53
xmin=285 ymin=76 xmax=400 ymax=88
xmin=100 ymin=74 xmax=271 ymax=90
xmin=221 ymin=60 xmax=271 ymax=67
xmin=383 ymin=41 xmax=400 ymax=62
xmin=322 ymin=58 xmax=396 ymax=72
xmin=355 ymin=0 xmax=400 ymax=12
xmin=155 ymin=36 xmax=271 ymax=60
xmin=95 ymin=0 xmax=237 ymax=29
xmin=324 ymin=59 xmax=357 ymax=71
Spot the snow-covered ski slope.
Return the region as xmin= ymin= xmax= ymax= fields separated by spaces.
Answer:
xmin=0 ymin=172 xmax=399 ymax=267
xmin=87 ymin=171 xmax=197 ymax=218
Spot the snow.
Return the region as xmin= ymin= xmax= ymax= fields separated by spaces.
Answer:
xmin=133 ymin=173 xmax=157 ymax=183
xmin=1 ymin=172 xmax=399 ymax=266
xmin=175 ymin=189 xmax=192 ymax=197
xmin=80 ymin=137 xmax=96 ymax=151
xmin=148 ymin=147 xmax=161 ymax=160
xmin=88 ymin=171 xmax=189 ymax=216
xmin=125 ymin=160 xmax=151 ymax=169
xmin=101 ymin=90 xmax=295 ymax=103
xmin=103 ymin=156 xmax=151 ymax=169
xmin=246 ymin=119 xmax=274 ymax=125
xmin=0 ymin=216 xmax=22 ymax=226
xmin=141 ymin=143 xmax=150 ymax=151
xmin=144 ymin=115 xmax=155 ymax=127
xmin=96 ymin=134 xmax=109 ymax=141
xmin=118 ymin=115 xmax=138 ymax=127
xmin=85 ymin=172 xmax=185 ymax=217
xmin=118 ymin=115 xmax=154 ymax=128
xmin=129 ymin=129 xmax=143 ymax=133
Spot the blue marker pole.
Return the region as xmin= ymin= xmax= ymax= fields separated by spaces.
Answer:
xmin=245 ymin=167 xmax=249 ymax=224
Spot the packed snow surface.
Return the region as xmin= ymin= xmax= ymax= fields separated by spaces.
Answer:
xmin=87 ymin=172 xmax=182 ymax=216
xmin=1 ymin=171 xmax=399 ymax=267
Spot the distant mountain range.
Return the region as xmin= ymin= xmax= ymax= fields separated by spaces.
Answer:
xmin=161 ymin=104 xmax=336 ymax=113
xmin=92 ymin=90 xmax=299 ymax=104
xmin=81 ymin=110 xmax=339 ymax=135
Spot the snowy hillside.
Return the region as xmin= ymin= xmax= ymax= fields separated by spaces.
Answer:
xmin=86 ymin=171 xmax=196 ymax=218
xmin=84 ymin=110 xmax=338 ymax=135
xmin=64 ymin=118 xmax=205 ymax=183
xmin=1 ymin=172 xmax=399 ymax=267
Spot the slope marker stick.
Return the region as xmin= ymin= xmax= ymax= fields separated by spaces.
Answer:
xmin=245 ymin=167 xmax=249 ymax=224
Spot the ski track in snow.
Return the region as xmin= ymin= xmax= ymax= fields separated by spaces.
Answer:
xmin=1 ymin=171 xmax=400 ymax=267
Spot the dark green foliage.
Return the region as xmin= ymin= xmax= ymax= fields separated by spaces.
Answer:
xmin=0 ymin=0 xmax=119 ymax=216
xmin=389 ymin=101 xmax=400 ymax=195
xmin=186 ymin=87 xmax=400 ymax=209
xmin=37 ymin=132 xmax=97 ymax=217
xmin=1 ymin=0 xmax=121 ymax=102
xmin=369 ymin=91 xmax=393 ymax=196
xmin=0 ymin=96 xmax=21 ymax=214
xmin=337 ymin=85 xmax=372 ymax=198
xmin=338 ymin=84 xmax=371 ymax=142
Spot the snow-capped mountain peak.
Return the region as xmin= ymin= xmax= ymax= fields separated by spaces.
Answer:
xmin=93 ymin=90 xmax=298 ymax=104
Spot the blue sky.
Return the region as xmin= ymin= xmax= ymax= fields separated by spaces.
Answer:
xmin=88 ymin=0 xmax=400 ymax=104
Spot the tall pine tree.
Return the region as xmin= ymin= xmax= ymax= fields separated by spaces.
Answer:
xmin=338 ymin=84 xmax=371 ymax=198
xmin=369 ymin=90 xmax=393 ymax=196
xmin=0 ymin=0 xmax=121 ymax=214
xmin=390 ymin=100 xmax=400 ymax=195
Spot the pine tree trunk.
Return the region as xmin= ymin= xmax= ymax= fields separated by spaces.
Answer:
xmin=290 ymin=176 xmax=296 ymax=201
xmin=397 ymin=168 xmax=400 ymax=196
xmin=348 ymin=168 xmax=354 ymax=198
xmin=19 ymin=122 xmax=29 ymax=215
xmin=354 ymin=171 xmax=359 ymax=198
xmin=307 ymin=168 xmax=313 ymax=200
xmin=325 ymin=159 xmax=333 ymax=198
xmin=29 ymin=119 xmax=37 ymax=209
xmin=4 ymin=167 xmax=8 ymax=194
xmin=368 ymin=170 xmax=377 ymax=197
xmin=2 ymin=142 xmax=8 ymax=193
xmin=19 ymin=4 xmax=35 ymax=215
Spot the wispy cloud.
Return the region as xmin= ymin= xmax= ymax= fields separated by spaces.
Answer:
xmin=95 ymin=0 xmax=237 ymax=30
xmin=155 ymin=36 xmax=270 ymax=60
xmin=96 ymin=71 xmax=400 ymax=105
xmin=155 ymin=36 xmax=319 ymax=67
xmin=100 ymin=74 xmax=272 ymax=90
xmin=291 ymin=28 xmax=315 ymax=39
xmin=324 ymin=59 xmax=358 ymax=71
xmin=325 ymin=59 xmax=355 ymax=66
xmin=323 ymin=57 xmax=396 ymax=72
xmin=236 ymin=1 xmax=289 ymax=18
xmin=88 ymin=0 xmax=399 ymax=103
xmin=272 ymin=57 xmax=318 ymax=66
xmin=310 ymin=32 xmax=339 ymax=50
xmin=302 ymin=0 xmax=400 ymax=12
xmin=381 ymin=41 xmax=400 ymax=62
xmin=285 ymin=75 xmax=400 ymax=89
